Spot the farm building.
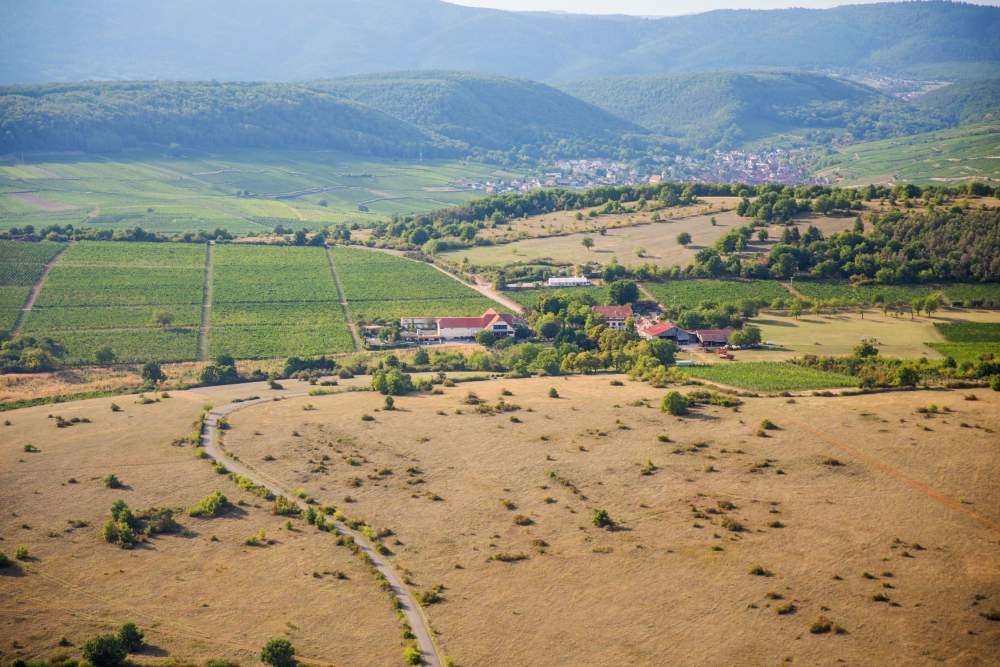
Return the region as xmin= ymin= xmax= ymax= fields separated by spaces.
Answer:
xmin=639 ymin=320 xmax=695 ymax=344
xmin=693 ymin=329 xmax=734 ymax=348
xmin=401 ymin=309 xmax=525 ymax=341
xmin=547 ymin=276 xmax=591 ymax=287
xmin=591 ymin=304 xmax=633 ymax=330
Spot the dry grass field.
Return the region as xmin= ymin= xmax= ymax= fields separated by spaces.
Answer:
xmin=218 ymin=375 xmax=1000 ymax=666
xmin=444 ymin=210 xmax=859 ymax=268
xmin=0 ymin=380 xmax=403 ymax=666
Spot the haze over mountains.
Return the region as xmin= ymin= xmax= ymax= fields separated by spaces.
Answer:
xmin=1 ymin=0 xmax=998 ymax=84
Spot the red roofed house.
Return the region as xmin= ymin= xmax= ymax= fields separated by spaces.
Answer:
xmin=403 ymin=309 xmax=523 ymax=341
xmin=591 ymin=304 xmax=633 ymax=330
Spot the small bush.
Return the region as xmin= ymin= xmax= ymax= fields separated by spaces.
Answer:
xmin=110 ymin=403 xmax=122 ymax=412
xmin=661 ymin=391 xmax=689 ymax=416
xmin=103 ymin=473 xmax=122 ymax=489
xmin=0 ymin=552 xmax=9 ymax=568
xmin=808 ymin=616 xmax=844 ymax=634
xmin=15 ymin=545 xmax=29 ymax=560
xmin=760 ymin=419 xmax=779 ymax=430
xmin=361 ymin=413 xmax=375 ymax=422
xmin=777 ymin=602 xmax=797 ymax=615
xmin=403 ymin=646 xmax=422 ymax=665
xmin=513 ymin=514 xmax=534 ymax=526
xmin=188 ymin=491 xmax=230 ymax=518
xmin=749 ymin=565 xmax=771 ymax=576
xmin=548 ymin=387 xmax=559 ymax=398
xmin=592 ymin=508 xmax=612 ymax=529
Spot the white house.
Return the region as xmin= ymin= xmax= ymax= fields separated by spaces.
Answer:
xmin=591 ymin=304 xmax=633 ymax=330
xmin=401 ymin=309 xmax=524 ymax=341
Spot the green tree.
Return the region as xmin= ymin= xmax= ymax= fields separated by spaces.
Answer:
xmin=475 ymin=330 xmax=496 ymax=347
xmin=592 ymin=509 xmax=612 ymax=529
xmin=581 ymin=237 xmax=595 ymax=251
xmin=608 ymin=280 xmax=639 ymax=305
xmin=896 ymin=366 xmax=920 ymax=387
xmin=141 ymin=361 xmax=166 ymax=384
xmin=910 ymin=297 xmax=924 ymax=320
xmin=676 ymin=232 xmax=692 ymax=246
xmin=152 ymin=310 xmax=174 ymax=328
xmin=261 ymin=638 xmax=296 ymax=667
xmin=82 ymin=635 xmax=128 ymax=667
xmin=413 ymin=348 xmax=429 ymax=365
xmin=95 ymin=346 xmax=116 ymax=365
xmin=117 ymin=623 xmax=144 ymax=652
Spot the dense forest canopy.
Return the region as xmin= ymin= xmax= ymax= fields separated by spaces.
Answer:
xmin=1 ymin=1 xmax=997 ymax=84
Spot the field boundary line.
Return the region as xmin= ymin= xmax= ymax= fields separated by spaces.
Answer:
xmin=198 ymin=241 xmax=214 ymax=360
xmin=10 ymin=241 xmax=71 ymax=337
xmin=789 ymin=418 xmax=1000 ymax=534
xmin=201 ymin=392 xmax=445 ymax=666
xmin=325 ymin=246 xmax=361 ymax=351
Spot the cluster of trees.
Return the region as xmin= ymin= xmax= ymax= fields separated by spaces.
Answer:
xmin=758 ymin=207 xmax=1000 ymax=283
xmin=794 ymin=338 xmax=1000 ymax=388
xmin=0 ymin=336 xmax=65 ymax=373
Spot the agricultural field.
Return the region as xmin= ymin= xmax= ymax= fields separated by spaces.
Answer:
xmin=0 ymin=150 xmax=517 ymax=234
xmin=792 ymin=281 xmax=1000 ymax=307
xmin=20 ymin=242 xmax=204 ymax=363
xmin=214 ymin=375 xmax=1000 ymax=665
xmin=0 ymin=239 xmax=65 ymax=334
xmin=329 ymin=246 xmax=500 ymax=322
xmin=928 ymin=320 xmax=1000 ymax=364
xmin=443 ymin=210 xmax=858 ymax=269
xmin=682 ymin=361 xmax=856 ymax=391
xmin=643 ymin=279 xmax=793 ymax=308
xmin=210 ymin=244 xmax=353 ymax=359
xmin=813 ymin=122 xmax=1000 ymax=186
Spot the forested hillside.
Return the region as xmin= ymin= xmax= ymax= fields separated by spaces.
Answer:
xmin=0 ymin=0 xmax=996 ymax=84
xmin=0 ymin=81 xmax=455 ymax=155
xmin=914 ymin=78 xmax=1000 ymax=126
xmin=310 ymin=71 xmax=641 ymax=154
xmin=562 ymin=72 xmax=947 ymax=149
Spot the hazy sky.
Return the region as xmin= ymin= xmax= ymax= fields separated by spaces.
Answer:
xmin=449 ymin=0 xmax=1000 ymax=16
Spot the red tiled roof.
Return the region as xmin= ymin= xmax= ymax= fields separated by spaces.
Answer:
xmin=643 ymin=321 xmax=676 ymax=336
xmin=592 ymin=304 xmax=633 ymax=320
xmin=438 ymin=316 xmax=489 ymax=328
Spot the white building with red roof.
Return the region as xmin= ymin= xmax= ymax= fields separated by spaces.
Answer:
xmin=402 ymin=309 xmax=524 ymax=341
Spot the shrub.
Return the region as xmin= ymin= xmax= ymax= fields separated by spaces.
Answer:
xmin=661 ymin=391 xmax=689 ymax=416
xmin=273 ymin=496 xmax=302 ymax=517
xmin=0 ymin=552 xmax=9 ymax=568
xmin=991 ymin=375 xmax=1000 ymax=392
xmin=749 ymin=565 xmax=771 ymax=576
xmin=188 ymin=491 xmax=230 ymax=518
xmin=384 ymin=395 xmax=395 ymax=411
xmin=760 ymin=419 xmax=779 ymax=430
xmin=777 ymin=602 xmax=797 ymax=615
xmin=403 ymin=647 xmax=422 ymax=665
xmin=261 ymin=638 xmax=296 ymax=667
xmin=809 ymin=616 xmax=840 ymax=634
xmin=592 ymin=509 xmax=612 ymax=529
xmin=117 ymin=623 xmax=144 ymax=652
xmin=82 ymin=635 xmax=127 ymax=667
xmin=110 ymin=403 xmax=122 ymax=412
xmin=103 ymin=473 xmax=122 ymax=489
xmin=548 ymin=387 xmax=559 ymax=398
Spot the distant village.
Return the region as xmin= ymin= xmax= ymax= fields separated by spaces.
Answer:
xmin=451 ymin=150 xmax=826 ymax=195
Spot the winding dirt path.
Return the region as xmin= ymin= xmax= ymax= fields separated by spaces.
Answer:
xmin=197 ymin=242 xmax=215 ymax=361
xmin=200 ymin=393 xmax=442 ymax=666
xmin=325 ymin=246 xmax=361 ymax=351
xmin=10 ymin=242 xmax=70 ymax=337
xmin=781 ymin=281 xmax=807 ymax=301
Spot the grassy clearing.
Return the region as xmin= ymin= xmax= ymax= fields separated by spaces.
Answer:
xmin=644 ymin=280 xmax=792 ymax=308
xmin=683 ymin=362 xmax=856 ymax=391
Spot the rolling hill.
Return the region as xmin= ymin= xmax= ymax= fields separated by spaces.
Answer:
xmin=914 ymin=78 xmax=1000 ymax=126
xmin=0 ymin=81 xmax=455 ymax=156
xmin=561 ymin=71 xmax=947 ymax=149
xmin=309 ymin=71 xmax=641 ymax=152
xmin=0 ymin=0 xmax=996 ymax=84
